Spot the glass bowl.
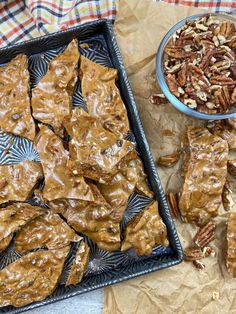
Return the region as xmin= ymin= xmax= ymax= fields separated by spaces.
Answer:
xmin=156 ymin=13 xmax=236 ymax=120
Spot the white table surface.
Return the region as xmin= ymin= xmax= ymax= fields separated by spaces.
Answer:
xmin=22 ymin=289 xmax=103 ymax=314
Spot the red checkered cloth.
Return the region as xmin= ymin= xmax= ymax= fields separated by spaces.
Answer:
xmin=0 ymin=0 xmax=235 ymax=48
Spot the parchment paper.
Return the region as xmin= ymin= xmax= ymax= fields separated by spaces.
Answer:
xmin=103 ymin=1 xmax=236 ymax=313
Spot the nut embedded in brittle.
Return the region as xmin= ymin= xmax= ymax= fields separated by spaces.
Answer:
xmin=156 ymin=151 xmax=180 ymax=168
xmin=193 ymin=221 xmax=216 ymax=248
xmin=166 ymin=192 xmax=180 ymax=219
xmin=222 ymin=180 xmax=234 ymax=211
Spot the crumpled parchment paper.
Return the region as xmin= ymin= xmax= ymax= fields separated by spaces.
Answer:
xmin=103 ymin=0 xmax=236 ymax=313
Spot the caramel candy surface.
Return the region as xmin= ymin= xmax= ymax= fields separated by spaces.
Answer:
xmin=80 ymin=56 xmax=129 ymax=138
xmin=15 ymin=210 xmax=82 ymax=253
xmin=121 ymin=201 xmax=168 ymax=256
xmin=32 ymin=40 xmax=79 ymax=137
xmin=35 ymin=124 xmax=94 ymax=202
xmin=179 ymin=126 xmax=228 ymax=225
xmin=0 ymin=247 xmax=69 ymax=307
xmin=0 ymin=203 xmax=44 ymax=241
xmin=0 ymin=160 xmax=43 ymax=205
xmin=63 ymin=108 xmax=134 ymax=182
xmin=50 ymin=198 xmax=121 ymax=251
xmin=0 ymin=234 xmax=13 ymax=253
xmin=227 ymin=213 xmax=236 ymax=277
xmin=0 ymin=54 xmax=35 ymax=140
xmin=66 ymin=241 xmax=90 ymax=286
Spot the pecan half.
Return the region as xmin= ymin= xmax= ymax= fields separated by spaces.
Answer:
xmin=166 ymin=74 xmax=180 ymax=97
xmin=178 ymin=63 xmax=187 ymax=86
xmin=222 ymin=180 xmax=234 ymax=211
xmin=193 ymin=221 xmax=216 ymax=248
xmin=166 ymin=192 xmax=179 ymax=218
xmin=184 ymin=246 xmax=212 ymax=261
xmin=231 ymin=87 xmax=236 ymax=104
xmin=156 ymin=152 xmax=180 ymax=168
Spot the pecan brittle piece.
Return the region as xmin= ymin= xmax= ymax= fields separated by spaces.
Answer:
xmin=0 ymin=203 xmax=44 ymax=242
xmin=0 ymin=247 xmax=69 ymax=307
xmin=66 ymin=241 xmax=90 ymax=286
xmin=32 ymin=40 xmax=80 ymax=137
xmin=63 ymin=108 xmax=134 ymax=182
xmin=179 ymin=126 xmax=228 ymax=225
xmin=0 ymin=160 xmax=43 ymax=205
xmin=49 ymin=198 xmax=121 ymax=252
xmin=0 ymin=54 xmax=35 ymax=140
xmin=193 ymin=221 xmax=216 ymax=248
xmin=80 ymin=56 xmax=129 ymax=138
xmin=121 ymin=201 xmax=169 ymax=256
xmin=0 ymin=234 xmax=13 ymax=254
xmin=226 ymin=213 xmax=236 ymax=277
xmin=15 ymin=210 xmax=82 ymax=253
xmin=35 ymin=124 xmax=94 ymax=202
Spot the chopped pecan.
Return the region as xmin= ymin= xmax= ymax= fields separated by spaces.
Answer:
xmin=193 ymin=260 xmax=205 ymax=270
xmin=229 ymin=37 xmax=236 ymax=49
xmin=166 ymin=74 xmax=180 ymax=97
xmin=218 ymin=21 xmax=236 ymax=38
xmin=210 ymin=75 xmax=235 ymax=86
xmin=222 ymin=180 xmax=234 ymax=211
xmin=156 ymin=151 xmax=180 ymax=167
xmin=166 ymin=192 xmax=179 ymax=218
xmin=228 ymin=159 xmax=236 ymax=177
xmin=231 ymin=87 xmax=236 ymax=104
xmin=178 ymin=63 xmax=187 ymax=86
xmin=193 ymin=221 xmax=216 ymax=248
xmin=214 ymin=86 xmax=231 ymax=111
xmin=149 ymin=93 xmax=168 ymax=105
xmin=184 ymin=246 xmax=212 ymax=261
xmin=164 ymin=46 xmax=195 ymax=59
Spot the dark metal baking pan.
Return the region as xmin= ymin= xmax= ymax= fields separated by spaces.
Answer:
xmin=0 ymin=19 xmax=183 ymax=314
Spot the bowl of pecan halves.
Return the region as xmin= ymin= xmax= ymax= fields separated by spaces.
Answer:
xmin=156 ymin=13 xmax=236 ymax=119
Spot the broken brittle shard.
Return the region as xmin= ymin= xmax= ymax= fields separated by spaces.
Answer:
xmin=49 ymin=197 xmax=121 ymax=251
xmin=0 ymin=54 xmax=35 ymax=140
xmin=15 ymin=210 xmax=82 ymax=254
xmin=227 ymin=213 xmax=236 ymax=277
xmin=121 ymin=201 xmax=169 ymax=256
xmin=0 ymin=160 xmax=43 ymax=205
xmin=80 ymin=56 xmax=129 ymax=138
xmin=32 ymin=39 xmax=80 ymax=137
xmin=0 ymin=203 xmax=45 ymax=242
xmin=63 ymin=108 xmax=135 ymax=182
xmin=34 ymin=124 xmax=94 ymax=202
xmin=0 ymin=233 xmax=13 ymax=254
xmin=179 ymin=126 xmax=228 ymax=225
xmin=66 ymin=241 xmax=90 ymax=286
xmin=97 ymin=151 xmax=153 ymax=219
xmin=0 ymin=247 xmax=69 ymax=307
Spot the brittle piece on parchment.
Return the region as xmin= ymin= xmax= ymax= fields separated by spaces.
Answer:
xmin=0 ymin=54 xmax=35 ymax=140
xmin=49 ymin=198 xmax=121 ymax=252
xmin=227 ymin=213 xmax=236 ymax=277
xmin=0 ymin=247 xmax=69 ymax=307
xmin=121 ymin=201 xmax=169 ymax=256
xmin=80 ymin=56 xmax=129 ymax=138
xmin=15 ymin=210 xmax=82 ymax=253
xmin=179 ymin=126 xmax=228 ymax=225
xmin=35 ymin=124 xmax=94 ymax=202
xmin=66 ymin=241 xmax=90 ymax=286
xmin=32 ymin=39 xmax=80 ymax=137
xmin=0 ymin=203 xmax=44 ymax=242
xmin=63 ymin=108 xmax=134 ymax=182
xmin=0 ymin=160 xmax=43 ymax=205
